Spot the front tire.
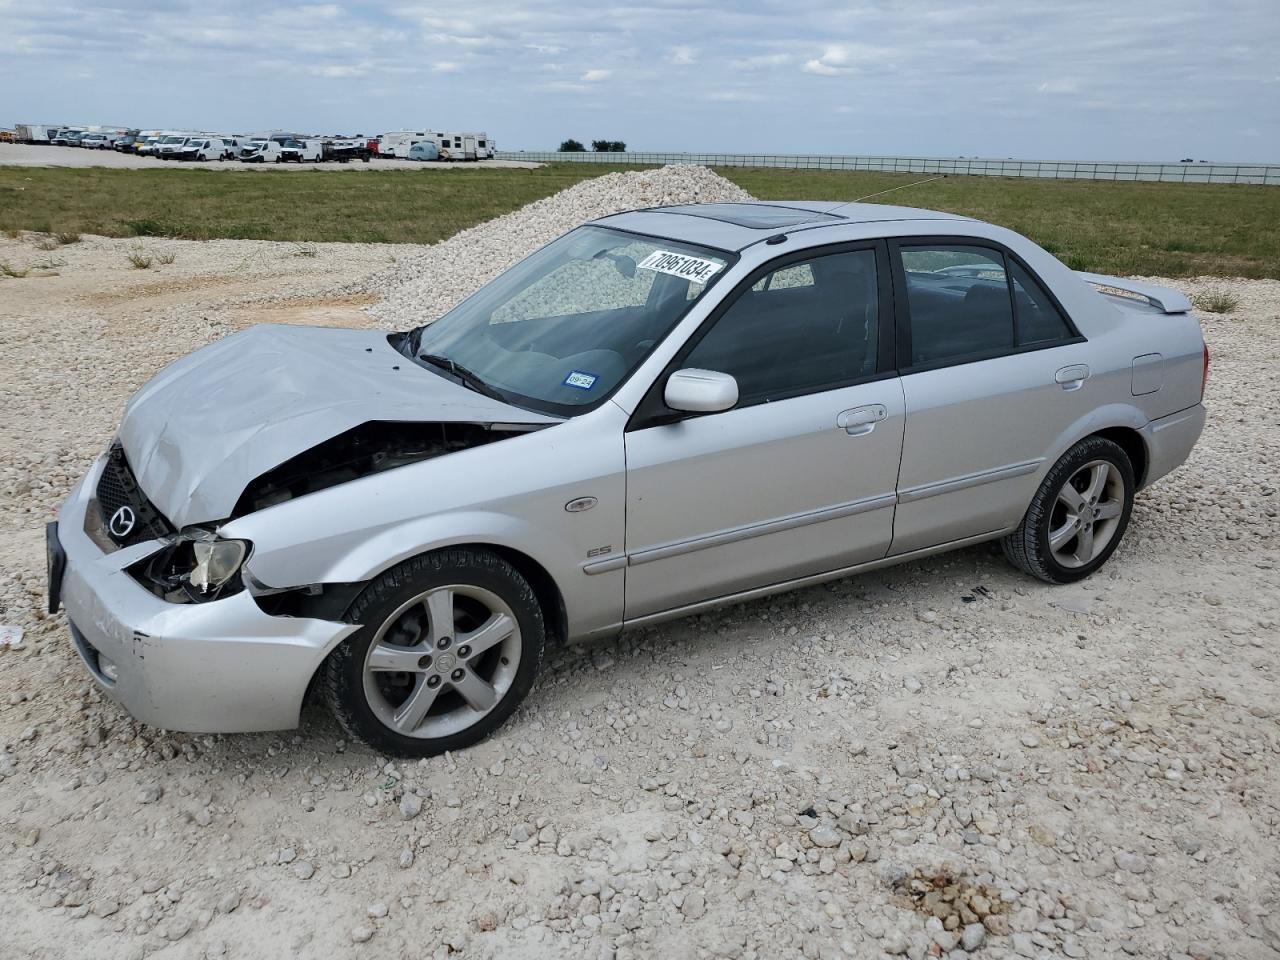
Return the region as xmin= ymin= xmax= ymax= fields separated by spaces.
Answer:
xmin=1002 ymin=436 xmax=1135 ymax=584
xmin=323 ymin=548 xmax=545 ymax=758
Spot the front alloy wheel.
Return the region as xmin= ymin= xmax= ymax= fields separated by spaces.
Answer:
xmin=324 ymin=548 xmax=545 ymax=757
xmin=362 ymin=584 xmax=521 ymax=739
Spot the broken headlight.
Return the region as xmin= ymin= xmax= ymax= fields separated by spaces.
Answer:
xmin=190 ymin=536 xmax=249 ymax=593
xmin=129 ymin=529 xmax=252 ymax=603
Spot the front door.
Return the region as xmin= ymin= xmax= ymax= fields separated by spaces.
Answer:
xmin=623 ymin=244 xmax=904 ymax=620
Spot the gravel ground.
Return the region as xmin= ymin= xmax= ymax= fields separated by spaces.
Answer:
xmin=0 ymin=143 xmax=540 ymax=171
xmin=1 ymin=167 xmax=1278 ymax=960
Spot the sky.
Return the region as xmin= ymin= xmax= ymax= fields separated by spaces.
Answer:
xmin=4 ymin=0 xmax=1278 ymax=160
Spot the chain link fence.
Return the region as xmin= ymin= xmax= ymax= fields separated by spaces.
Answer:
xmin=498 ymin=151 xmax=1280 ymax=185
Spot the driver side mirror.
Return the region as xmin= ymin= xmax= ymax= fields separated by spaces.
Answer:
xmin=664 ymin=369 xmax=738 ymax=414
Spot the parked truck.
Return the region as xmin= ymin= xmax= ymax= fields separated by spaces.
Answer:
xmin=321 ymin=139 xmax=374 ymax=162
xmin=15 ymin=124 xmax=56 ymax=144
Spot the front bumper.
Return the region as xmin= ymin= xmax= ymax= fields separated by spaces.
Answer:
xmin=52 ymin=455 xmax=358 ymax=733
xmin=1139 ymin=402 xmax=1206 ymax=488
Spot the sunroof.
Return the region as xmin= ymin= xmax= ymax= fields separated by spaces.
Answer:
xmin=656 ymin=203 xmax=844 ymax=229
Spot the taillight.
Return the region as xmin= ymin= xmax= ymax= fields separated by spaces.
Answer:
xmin=1201 ymin=342 xmax=1210 ymax=399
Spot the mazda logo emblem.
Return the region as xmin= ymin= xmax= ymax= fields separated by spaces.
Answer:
xmin=108 ymin=506 xmax=136 ymax=538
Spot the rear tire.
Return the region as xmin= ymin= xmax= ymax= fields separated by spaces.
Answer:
xmin=323 ymin=548 xmax=545 ymax=758
xmin=1002 ymin=436 xmax=1135 ymax=584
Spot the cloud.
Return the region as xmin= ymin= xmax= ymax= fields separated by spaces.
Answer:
xmin=731 ymin=52 xmax=792 ymax=70
xmin=1037 ymin=77 xmax=1080 ymax=94
xmin=668 ymin=45 xmax=696 ymax=65
xmin=802 ymin=45 xmax=853 ymax=76
xmin=706 ymin=90 xmax=769 ymax=103
xmin=428 ymin=32 xmax=502 ymax=48
xmin=313 ymin=64 xmax=366 ymax=78
xmin=1 ymin=0 xmax=1275 ymax=160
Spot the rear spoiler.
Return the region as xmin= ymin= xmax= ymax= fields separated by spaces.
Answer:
xmin=1076 ymin=272 xmax=1192 ymax=314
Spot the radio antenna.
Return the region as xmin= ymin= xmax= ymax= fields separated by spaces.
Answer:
xmin=830 ymin=174 xmax=948 ymax=213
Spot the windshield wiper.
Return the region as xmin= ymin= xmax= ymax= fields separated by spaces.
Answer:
xmin=418 ymin=353 xmax=504 ymax=401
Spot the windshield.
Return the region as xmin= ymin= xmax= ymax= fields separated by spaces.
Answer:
xmin=406 ymin=225 xmax=732 ymax=416
xmin=162 ymin=136 xmax=184 ymax=144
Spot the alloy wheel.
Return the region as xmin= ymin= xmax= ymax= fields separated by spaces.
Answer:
xmin=1047 ymin=460 xmax=1126 ymax=569
xmin=361 ymin=584 xmax=521 ymax=739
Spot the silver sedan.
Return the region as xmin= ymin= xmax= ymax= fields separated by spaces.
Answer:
xmin=48 ymin=201 xmax=1208 ymax=756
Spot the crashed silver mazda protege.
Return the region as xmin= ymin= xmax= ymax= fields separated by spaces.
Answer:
xmin=48 ymin=201 xmax=1207 ymax=757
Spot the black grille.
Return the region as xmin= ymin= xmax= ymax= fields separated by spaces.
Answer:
xmin=96 ymin=443 xmax=173 ymax=548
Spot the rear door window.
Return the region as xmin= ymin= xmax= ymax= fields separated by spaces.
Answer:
xmin=899 ymin=245 xmax=1014 ymax=365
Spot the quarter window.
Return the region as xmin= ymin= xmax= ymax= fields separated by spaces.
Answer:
xmin=900 ymin=245 xmax=1014 ymax=365
xmin=1010 ymin=261 xmax=1073 ymax=345
xmin=683 ymin=249 xmax=879 ymax=406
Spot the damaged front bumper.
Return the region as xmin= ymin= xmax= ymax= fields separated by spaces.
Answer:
xmin=51 ymin=455 xmax=359 ymax=733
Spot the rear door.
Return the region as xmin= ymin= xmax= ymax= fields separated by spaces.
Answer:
xmin=623 ymin=242 xmax=905 ymax=620
xmin=888 ymin=238 xmax=1092 ymax=554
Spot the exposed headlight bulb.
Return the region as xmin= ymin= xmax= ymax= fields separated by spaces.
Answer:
xmin=188 ymin=535 xmax=249 ymax=594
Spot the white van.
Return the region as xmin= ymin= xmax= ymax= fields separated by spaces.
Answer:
xmin=239 ymin=139 xmax=283 ymax=163
xmin=176 ymin=138 xmax=227 ymax=162
xmin=279 ymin=138 xmax=323 ymax=163
xmin=156 ymin=135 xmax=199 ymax=160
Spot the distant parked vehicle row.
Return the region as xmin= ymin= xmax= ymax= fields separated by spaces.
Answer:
xmin=13 ymin=124 xmax=490 ymax=164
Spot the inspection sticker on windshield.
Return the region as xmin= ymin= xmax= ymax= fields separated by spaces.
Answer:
xmin=637 ymin=250 xmax=723 ymax=285
xmin=564 ymin=370 xmax=598 ymax=391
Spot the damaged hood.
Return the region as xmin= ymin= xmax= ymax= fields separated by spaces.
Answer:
xmin=118 ymin=324 xmax=556 ymax=528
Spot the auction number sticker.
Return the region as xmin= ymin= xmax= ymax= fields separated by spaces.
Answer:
xmin=637 ymin=250 xmax=724 ymax=285
xmin=564 ymin=370 xmax=598 ymax=390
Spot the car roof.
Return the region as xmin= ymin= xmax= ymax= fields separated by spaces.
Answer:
xmin=594 ymin=200 xmax=973 ymax=253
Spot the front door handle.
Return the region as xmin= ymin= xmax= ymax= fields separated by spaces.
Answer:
xmin=837 ymin=404 xmax=887 ymax=436
xmin=1055 ymin=364 xmax=1090 ymax=391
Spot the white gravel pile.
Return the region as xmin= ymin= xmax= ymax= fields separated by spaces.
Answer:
xmin=366 ymin=164 xmax=752 ymax=327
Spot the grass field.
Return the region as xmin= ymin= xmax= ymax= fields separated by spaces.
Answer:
xmin=728 ymin=168 xmax=1280 ymax=279
xmin=0 ymin=164 xmax=633 ymax=246
xmin=2 ymin=163 xmax=1277 ymax=277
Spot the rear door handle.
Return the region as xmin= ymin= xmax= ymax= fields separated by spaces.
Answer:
xmin=1055 ymin=364 xmax=1090 ymax=390
xmin=836 ymin=404 xmax=887 ymax=436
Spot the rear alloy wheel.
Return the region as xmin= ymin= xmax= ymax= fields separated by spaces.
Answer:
xmin=1002 ymin=436 xmax=1135 ymax=584
xmin=324 ymin=549 xmax=544 ymax=757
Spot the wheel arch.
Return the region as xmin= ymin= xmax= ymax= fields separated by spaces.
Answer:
xmin=333 ymin=540 xmax=567 ymax=644
xmin=297 ymin=540 xmax=569 ymax=713
xmin=467 ymin=543 xmax=569 ymax=647
xmin=1089 ymin=426 xmax=1149 ymax=488
xmin=1043 ymin=403 xmax=1149 ymax=489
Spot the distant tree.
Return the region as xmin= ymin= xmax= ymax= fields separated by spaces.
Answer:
xmin=558 ymin=138 xmax=586 ymax=152
xmin=591 ymin=139 xmax=627 ymax=153
xmin=610 ymin=140 xmax=626 ymax=152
